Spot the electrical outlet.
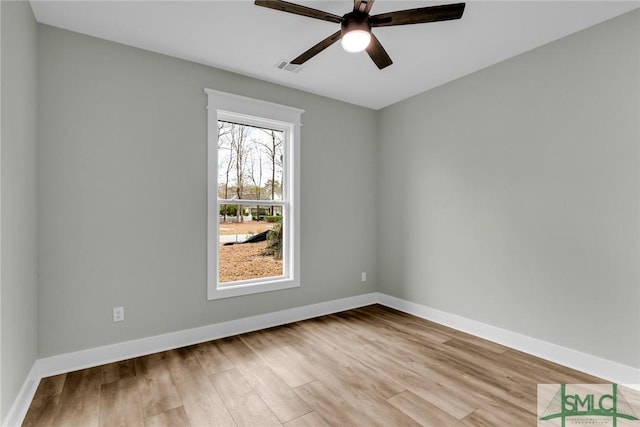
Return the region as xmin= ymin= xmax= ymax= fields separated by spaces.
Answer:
xmin=113 ymin=306 xmax=124 ymax=322
xmin=361 ymin=272 xmax=367 ymax=282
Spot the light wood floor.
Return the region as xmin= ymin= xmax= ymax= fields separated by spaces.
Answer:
xmin=23 ymin=304 xmax=604 ymax=426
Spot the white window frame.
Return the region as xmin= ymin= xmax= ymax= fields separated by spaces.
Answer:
xmin=206 ymin=89 xmax=303 ymax=300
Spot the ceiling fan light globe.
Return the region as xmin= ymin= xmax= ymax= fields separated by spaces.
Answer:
xmin=341 ymin=30 xmax=371 ymax=53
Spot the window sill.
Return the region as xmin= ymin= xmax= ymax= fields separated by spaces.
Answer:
xmin=207 ymin=277 xmax=300 ymax=300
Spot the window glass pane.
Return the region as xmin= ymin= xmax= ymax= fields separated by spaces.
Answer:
xmin=218 ymin=206 xmax=284 ymax=285
xmin=217 ymin=121 xmax=284 ymax=202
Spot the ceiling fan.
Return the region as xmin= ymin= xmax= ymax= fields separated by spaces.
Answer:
xmin=254 ymin=0 xmax=466 ymax=69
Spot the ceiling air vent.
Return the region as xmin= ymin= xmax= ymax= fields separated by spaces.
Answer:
xmin=275 ymin=60 xmax=303 ymax=73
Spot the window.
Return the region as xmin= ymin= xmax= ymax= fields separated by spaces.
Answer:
xmin=206 ymin=89 xmax=303 ymax=300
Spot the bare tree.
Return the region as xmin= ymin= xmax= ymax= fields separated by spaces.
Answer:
xmin=259 ymin=129 xmax=283 ymax=215
xmin=248 ymin=146 xmax=264 ymax=219
xmin=217 ymin=122 xmax=231 ymax=147
xmin=218 ymin=122 xmax=236 ymax=222
xmin=229 ymin=123 xmax=250 ymax=222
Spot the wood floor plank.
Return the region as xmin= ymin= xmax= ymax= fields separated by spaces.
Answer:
xmin=358 ymin=339 xmax=518 ymax=418
xmin=209 ymin=368 xmax=280 ymax=427
xmin=240 ymin=331 xmax=316 ymax=388
xmin=357 ymin=304 xmax=455 ymax=342
xmin=33 ymin=375 xmax=67 ymax=400
xmin=192 ymin=341 xmax=235 ymax=376
xmin=273 ymin=324 xmax=406 ymax=401
xmin=217 ymin=336 xmax=311 ymax=423
xmin=295 ymin=319 xmax=485 ymax=419
xmin=462 ymin=400 xmax=534 ymax=426
xmin=294 ymin=380 xmax=378 ymax=426
xmin=405 ymin=380 xmax=482 ymax=420
xmin=504 ymin=348 xmax=605 ymax=384
xmin=134 ymin=353 xmax=183 ymax=418
xmin=22 ymin=375 xmax=66 ymax=427
xmin=310 ymin=315 xmax=526 ymax=417
xmin=387 ymin=390 xmax=466 ymax=427
xmin=102 ymin=359 xmax=136 ymax=384
xmin=283 ymin=411 xmax=329 ymax=427
xmin=336 ymin=309 xmax=451 ymax=348
xmin=271 ymin=325 xmax=421 ymax=427
xmin=165 ymin=349 xmax=236 ymax=427
xmin=22 ymin=393 xmax=61 ymax=427
xmin=295 ymin=378 xmax=420 ymax=427
xmin=434 ymin=339 xmax=539 ymax=413
xmin=144 ymin=407 xmax=191 ymax=427
xmin=360 ymin=304 xmax=511 ymax=354
xmin=51 ymin=367 xmax=102 ymax=427
xmin=99 ymin=377 xmax=144 ymax=427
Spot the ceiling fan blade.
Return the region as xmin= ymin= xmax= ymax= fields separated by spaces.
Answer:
xmin=370 ymin=3 xmax=465 ymax=27
xmin=254 ymin=0 xmax=342 ymax=23
xmin=291 ymin=30 xmax=342 ymax=65
xmin=353 ymin=0 xmax=375 ymax=14
xmin=366 ymin=33 xmax=392 ymax=69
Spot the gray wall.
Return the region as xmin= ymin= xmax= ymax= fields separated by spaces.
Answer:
xmin=1 ymin=1 xmax=39 ymax=420
xmin=37 ymin=25 xmax=378 ymax=357
xmin=378 ymin=10 xmax=640 ymax=367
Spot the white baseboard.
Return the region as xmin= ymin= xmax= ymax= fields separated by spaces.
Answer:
xmin=2 ymin=364 xmax=40 ymax=427
xmin=5 ymin=291 xmax=639 ymax=426
xmin=377 ymin=293 xmax=640 ymax=386
xmin=36 ymin=292 xmax=379 ymax=378
xmin=3 ymin=292 xmax=377 ymax=427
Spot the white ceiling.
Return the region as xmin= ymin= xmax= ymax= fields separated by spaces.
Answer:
xmin=30 ymin=0 xmax=640 ymax=110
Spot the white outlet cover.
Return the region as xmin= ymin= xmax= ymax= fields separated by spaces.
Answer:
xmin=113 ymin=306 xmax=124 ymax=322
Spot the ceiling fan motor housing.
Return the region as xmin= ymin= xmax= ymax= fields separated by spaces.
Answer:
xmin=341 ymin=11 xmax=372 ymax=36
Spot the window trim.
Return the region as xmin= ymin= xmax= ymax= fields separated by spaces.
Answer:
xmin=205 ymin=89 xmax=303 ymax=300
